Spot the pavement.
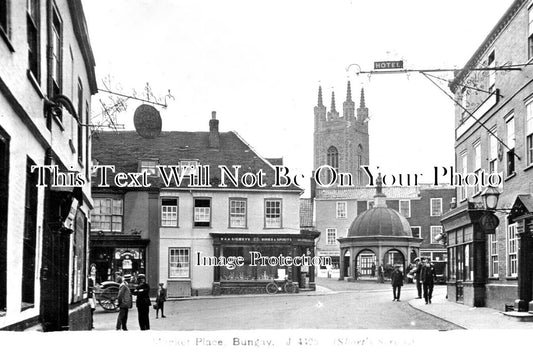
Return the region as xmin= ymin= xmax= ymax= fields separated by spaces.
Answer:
xmin=406 ymin=284 xmax=533 ymax=329
xmin=319 ymin=277 xmax=533 ymax=329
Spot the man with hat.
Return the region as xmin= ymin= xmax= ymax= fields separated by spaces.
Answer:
xmin=413 ymin=257 xmax=423 ymax=299
xmin=133 ymin=274 xmax=151 ymax=330
xmin=420 ymin=258 xmax=436 ymax=304
xmin=115 ymin=276 xmax=132 ymax=331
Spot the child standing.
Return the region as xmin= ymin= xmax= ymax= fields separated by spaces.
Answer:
xmin=155 ymin=282 xmax=167 ymax=318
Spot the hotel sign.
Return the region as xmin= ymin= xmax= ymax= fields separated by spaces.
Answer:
xmin=374 ymin=60 xmax=404 ymax=70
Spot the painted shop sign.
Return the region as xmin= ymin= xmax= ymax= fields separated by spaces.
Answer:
xmin=374 ymin=60 xmax=404 ymax=70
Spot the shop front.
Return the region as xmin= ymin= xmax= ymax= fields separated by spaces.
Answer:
xmin=210 ymin=231 xmax=320 ymax=295
xmin=89 ymin=235 xmax=149 ymax=284
xmin=441 ymin=202 xmax=488 ymax=307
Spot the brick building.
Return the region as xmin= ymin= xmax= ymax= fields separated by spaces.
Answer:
xmin=0 ymin=1 xmax=97 ymax=330
xmin=442 ymin=0 xmax=533 ymax=311
xmin=314 ymin=185 xmax=454 ymax=279
xmin=91 ymin=112 xmax=319 ymax=296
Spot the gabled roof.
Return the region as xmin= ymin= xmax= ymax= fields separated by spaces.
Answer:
xmin=509 ymin=194 xmax=533 ymax=222
xmin=91 ymin=130 xmax=301 ymax=191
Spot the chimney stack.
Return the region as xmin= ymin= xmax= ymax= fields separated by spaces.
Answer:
xmin=209 ymin=111 xmax=220 ymax=149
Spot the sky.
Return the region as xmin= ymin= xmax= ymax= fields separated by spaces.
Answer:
xmin=82 ymin=0 xmax=515 ymax=193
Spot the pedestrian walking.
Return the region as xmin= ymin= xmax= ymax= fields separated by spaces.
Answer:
xmin=378 ymin=264 xmax=384 ymax=283
xmin=115 ymin=276 xmax=132 ymax=331
xmin=421 ymin=259 xmax=436 ymax=304
xmin=371 ymin=263 xmax=376 ymax=278
xmin=390 ymin=265 xmax=404 ymax=302
xmin=414 ymin=257 xmax=423 ymax=299
xmin=134 ymin=274 xmax=151 ymax=330
xmin=88 ymin=276 xmax=96 ymax=329
xmin=155 ymin=282 xmax=167 ymax=319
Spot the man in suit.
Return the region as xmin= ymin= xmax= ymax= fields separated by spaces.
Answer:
xmin=134 ymin=274 xmax=151 ymax=330
xmin=115 ymin=276 xmax=132 ymax=331
xmin=413 ymin=257 xmax=424 ymax=299
xmin=421 ymin=259 xmax=436 ymax=304
xmin=390 ymin=265 xmax=404 ymax=302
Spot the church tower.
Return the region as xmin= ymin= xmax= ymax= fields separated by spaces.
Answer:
xmin=313 ymin=82 xmax=370 ymax=186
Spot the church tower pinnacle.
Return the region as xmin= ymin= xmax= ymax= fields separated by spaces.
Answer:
xmin=357 ymin=87 xmax=369 ymax=122
xmin=343 ymin=81 xmax=355 ymax=120
xmin=328 ymin=91 xmax=339 ymax=120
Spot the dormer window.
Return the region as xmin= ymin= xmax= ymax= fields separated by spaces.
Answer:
xmin=179 ymin=160 xmax=198 ymax=176
xmin=140 ymin=160 xmax=158 ymax=176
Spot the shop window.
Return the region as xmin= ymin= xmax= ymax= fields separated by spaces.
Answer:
xmin=91 ymin=198 xmax=123 ymax=232
xmin=399 ymin=200 xmax=410 ymax=217
xmin=169 ymin=248 xmax=190 ymax=278
xmin=22 ymin=157 xmax=39 ymax=308
xmin=229 ymin=199 xmax=246 ymax=228
xmin=411 ymin=226 xmax=421 ymax=238
xmin=27 ymin=0 xmax=40 ymax=81
xmin=265 ymin=199 xmax=281 ymax=228
xmin=336 ymin=201 xmax=347 ymax=219
xmin=194 ymin=198 xmax=211 ymax=227
xmin=161 ymin=198 xmax=178 ymax=227
xmin=140 ymin=160 xmax=158 ymax=176
xmin=506 ymin=117 xmax=515 ymax=176
xmin=0 ymin=127 xmax=9 ymax=315
xmin=507 ymin=223 xmax=518 ymax=277
xmin=488 ymin=233 xmax=499 ymax=278
xmin=220 ymin=245 xmax=290 ymax=281
xmin=430 ymin=198 xmax=442 ymax=217
xmin=326 ymin=228 xmax=337 ymax=245
xmin=448 ymin=247 xmax=456 ymax=280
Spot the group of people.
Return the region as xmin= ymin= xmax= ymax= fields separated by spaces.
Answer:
xmin=115 ymin=274 xmax=167 ymax=331
xmin=390 ymin=257 xmax=436 ymax=303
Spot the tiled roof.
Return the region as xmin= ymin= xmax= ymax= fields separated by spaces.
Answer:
xmin=315 ymin=184 xmax=454 ymax=200
xmin=91 ymin=130 xmax=301 ymax=191
xmin=299 ymin=198 xmax=314 ymax=228
xmin=315 ymin=186 xmax=421 ymax=200
xmin=266 ymin=158 xmax=283 ymax=166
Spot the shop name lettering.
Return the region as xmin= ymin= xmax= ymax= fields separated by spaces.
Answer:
xmin=196 ymin=251 xmax=331 ymax=269
xmin=30 ymin=164 xmax=504 ymax=188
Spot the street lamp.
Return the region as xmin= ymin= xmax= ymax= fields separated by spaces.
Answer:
xmin=481 ymin=186 xmax=501 ymax=211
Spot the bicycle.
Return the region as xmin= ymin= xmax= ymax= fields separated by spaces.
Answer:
xmin=265 ymin=278 xmax=295 ymax=294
